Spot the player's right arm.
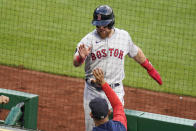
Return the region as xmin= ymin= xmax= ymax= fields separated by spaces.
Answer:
xmin=93 ymin=68 xmax=127 ymax=130
xmin=73 ymin=44 xmax=92 ymax=67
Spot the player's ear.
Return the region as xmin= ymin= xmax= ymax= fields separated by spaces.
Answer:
xmin=90 ymin=112 xmax=93 ymax=118
xmin=108 ymin=109 xmax=112 ymax=115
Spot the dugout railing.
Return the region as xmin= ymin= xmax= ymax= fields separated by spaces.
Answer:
xmin=0 ymin=88 xmax=39 ymax=130
xmin=119 ymin=109 xmax=196 ymax=131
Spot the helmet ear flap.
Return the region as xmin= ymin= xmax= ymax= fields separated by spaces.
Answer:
xmin=107 ymin=19 xmax=115 ymax=29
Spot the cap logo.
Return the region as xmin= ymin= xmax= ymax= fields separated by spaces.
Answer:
xmin=97 ymin=14 xmax=101 ymax=20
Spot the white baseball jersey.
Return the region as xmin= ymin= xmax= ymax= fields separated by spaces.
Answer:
xmin=75 ymin=27 xmax=139 ymax=84
xmin=75 ymin=27 xmax=139 ymax=131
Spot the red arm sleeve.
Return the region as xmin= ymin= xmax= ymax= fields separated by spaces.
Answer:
xmin=141 ymin=59 xmax=162 ymax=85
xmin=102 ymin=83 xmax=127 ymax=130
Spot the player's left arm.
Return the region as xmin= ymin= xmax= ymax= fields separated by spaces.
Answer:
xmin=133 ymin=47 xmax=163 ymax=85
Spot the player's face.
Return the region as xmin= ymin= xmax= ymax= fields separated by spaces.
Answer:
xmin=96 ymin=26 xmax=112 ymax=39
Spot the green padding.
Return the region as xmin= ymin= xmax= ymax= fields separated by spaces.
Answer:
xmin=0 ymin=88 xmax=38 ymax=130
xmin=138 ymin=118 xmax=196 ymax=131
xmin=137 ymin=112 xmax=196 ymax=131
xmin=124 ymin=109 xmax=144 ymax=131
xmin=122 ymin=109 xmax=196 ymax=131
xmin=110 ymin=109 xmax=144 ymax=131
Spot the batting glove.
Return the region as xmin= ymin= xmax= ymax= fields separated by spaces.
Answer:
xmin=141 ymin=59 xmax=163 ymax=85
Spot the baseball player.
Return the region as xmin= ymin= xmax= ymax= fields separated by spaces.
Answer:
xmin=73 ymin=5 xmax=162 ymax=131
xmin=89 ymin=68 xmax=127 ymax=131
xmin=0 ymin=95 xmax=9 ymax=104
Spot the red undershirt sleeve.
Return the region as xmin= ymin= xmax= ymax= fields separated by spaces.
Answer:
xmin=102 ymin=83 xmax=127 ymax=130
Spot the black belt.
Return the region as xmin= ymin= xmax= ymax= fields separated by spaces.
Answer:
xmin=85 ymin=78 xmax=120 ymax=88
xmin=109 ymin=83 xmax=120 ymax=88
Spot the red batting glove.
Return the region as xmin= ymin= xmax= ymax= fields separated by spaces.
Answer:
xmin=141 ymin=59 xmax=162 ymax=85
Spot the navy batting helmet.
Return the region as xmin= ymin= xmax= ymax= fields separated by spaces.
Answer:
xmin=92 ymin=5 xmax=115 ymax=29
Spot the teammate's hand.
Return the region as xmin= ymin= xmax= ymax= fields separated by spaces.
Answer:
xmin=0 ymin=95 xmax=9 ymax=104
xmin=78 ymin=44 xmax=92 ymax=59
xmin=92 ymin=68 xmax=106 ymax=86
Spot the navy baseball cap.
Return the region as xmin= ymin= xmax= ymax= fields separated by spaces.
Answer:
xmin=89 ymin=97 xmax=109 ymax=120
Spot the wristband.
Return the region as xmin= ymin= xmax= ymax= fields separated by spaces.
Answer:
xmin=76 ymin=55 xmax=85 ymax=64
xmin=141 ymin=59 xmax=153 ymax=71
xmin=141 ymin=58 xmax=163 ymax=85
